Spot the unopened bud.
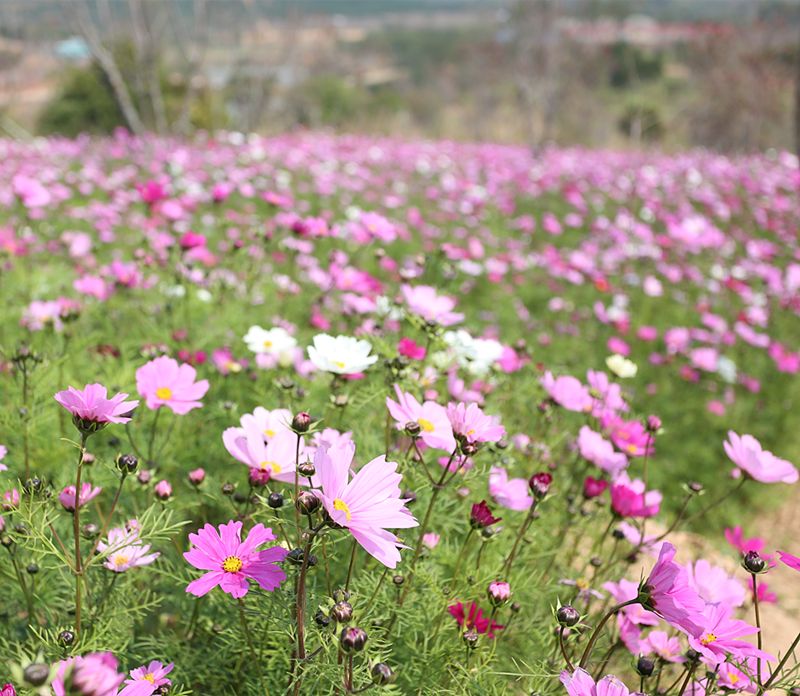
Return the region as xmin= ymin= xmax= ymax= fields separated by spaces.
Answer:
xmin=636 ymin=656 xmax=655 ymax=677
xmin=340 ymin=626 xmax=368 ymax=653
xmin=557 ymin=605 xmax=580 ymax=627
xmin=23 ymin=664 xmax=50 ymax=687
xmin=529 ymin=472 xmax=553 ymax=500
xmin=742 ymin=551 xmax=767 ymax=574
xmin=371 ymin=663 xmax=396 ymax=686
xmin=291 ymin=412 xmax=312 ymax=433
xmin=267 ymin=492 xmax=284 ymax=508
xmin=297 ymin=461 xmax=316 ymax=478
xmin=331 ymin=601 xmax=353 ymax=623
xmin=295 ymin=491 xmax=321 ymax=514
xmin=116 ymin=453 xmax=138 ymax=474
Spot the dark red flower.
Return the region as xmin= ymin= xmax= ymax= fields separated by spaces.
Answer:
xmin=448 ymin=601 xmax=504 ymax=638
xmin=470 ymin=500 xmax=501 ymax=529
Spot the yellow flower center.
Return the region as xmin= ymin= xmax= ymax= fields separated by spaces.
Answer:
xmin=700 ymin=632 xmax=717 ymax=646
xmin=258 ymin=461 xmax=281 ymax=473
xmin=264 ymin=429 xmax=276 ymax=438
xmin=333 ymin=360 xmax=347 ymax=369
xmin=263 ymin=339 xmax=273 ymax=348
xmin=333 ymin=498 xmax=352 ymax=521
xmin=143 ymin=674 xmax=156 ymax=684
xmin=626 ymin=444 xmax=638 ymax=454
xmin=575 ymin=578 xmax=589 ymax=591
xmin=417 ymin=418 xmax=435 ymax=432
xmin=229 ymin=362 xmax=242 ymax=373
xmin=113 ymin=555 xmax=130 ymax=567
xmin=466 ymin=428 xmax=476 ymax=436
xmin=155 ymin=386 xmax=173 ymax=400
xmin=222 ymin=556 xmax=243 ymax=573
xmin=729 ymin=674 xmax=739 ymax=684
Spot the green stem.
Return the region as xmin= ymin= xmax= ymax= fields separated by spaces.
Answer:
xmin=147 ymin=407 xmax=162 ymax=462
xmin=344 ymin=538 xmax=358 ymax=593
xmin=752 ymin=573 xmax=763 ymax=687
xmin=758 ymin=630 xmax=800 ymax=694
xmin=73 ymin=432 xmax=89 ymax=636
xmin=578 ymin=599 xmax=639 ymax=668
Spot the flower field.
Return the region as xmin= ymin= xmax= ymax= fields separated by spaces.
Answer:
xmin=0 ymin=132 xmax=799 ymax=695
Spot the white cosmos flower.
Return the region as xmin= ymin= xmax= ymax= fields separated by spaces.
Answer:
xmin=606 ymin=354 xmax=638 ymax=379
xmin=244 ymin=325 xmax=297 ymax=359
xmin=307 ymin=334 xmax=378 ymax=374
xmin=443 ymin=330 xmax=503 ymax=377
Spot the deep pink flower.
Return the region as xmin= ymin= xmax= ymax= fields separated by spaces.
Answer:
xmin=640 ymin=542 xmax=705 ymax=634
xmin=470 ymin=500 xmax=501 ymax=528
xmin=52 ymin=652 xmax=125 ymax=696
xmin=605 ymin=417 xmax=654 ymax=458
xmin=386 ymin=385 xmax=456 ymax=452
xmin=119 ymin=660 xmax=174 ymax=696
xmin=610 ymin=472 xmax=662 ymax=518
xmin=583 ymin=476 xmax=608 ymax=499
xmin=754 ymin=581 xmax=777 ymax=604
xmin=448 ymin=601 xmax=504 ymax=638
xmin=724 ymin=526 xmax=765 ymax=554
xmin=313 ymin=443 xmax=417 ymax=569
xmin=446 ymin=402 xmax=505 ymax=445
xmin=59 ymin=483 xmax=102 ymax=511
xmin=136 ymin=356 xmax=209 ymax=415
xmin=724 ymin=431 xmax=798 ymax=484
xmin=397 ymin=337 xmax=426 ymax=360
xmin=184 ymin=520 xmax=288 ymax=598
xmin=778 ymin=550 xmax=800 ymax=572
xmin=54 ymin=384 xmax=139 ymax=429
xmin=154 ymin=480 xmax=172 ymax=500
xmin=0 ymin=684 xmax=14 ymax=696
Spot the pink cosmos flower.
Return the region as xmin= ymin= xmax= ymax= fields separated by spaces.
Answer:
xmin=446 ymin=402 xmax=505 ymax=445
xmin=52 ymin=652 xmax=125 ymax=696
xmin=488 ymin=467 xmax=533 ymax=511
xmin=610 ymin=472 xmax=662 ymax=518
xmin=422 ymin=533 xmax=440 ymax=549
xmin=401 ymin=284 xmax=464 ymax=326
xmin=448 ymin=601 xmax=504 ymax=638
xmin=778 ymin=550 xmax=800 ymax=572
xmin=119 ymin=661 xmax=174 ymax=696
xmin=59 ymin=483 xmax=102 ymax=511
xmin=184 ymin=520 xmax=288 ymax=598
xmin=2 ymin=488 xmax=19 ymax=511
xmin=398 ymin=337 xmax=426 ymax=360
xmin=541 ymin=372 xmax=592 ymax=412
xmin=386 ymin=385 xmax=456 ymax=452
xmin=559 ymin=668 xmax=634 ymax=696
xmin=686 ymin=603 xmax=772 ymax=664
xmin=603 ymin=578 xmax=659 ymax=627
xmin=240 ymin=407 xmax=293 ymax=441
xmin=640 ymin=542 xmax=705 ymax=634
xmin=724 ymin=432 xmax=798 ymax=484
xmin=754 ymin=581 xmax=777 ymax=604
xmin=223 ymin=425 xmax=300 ymax=484
xmin=605 ymin=416 xmax=654 ymax=458
xmin=98 ymin=523 xmax=160 ymax=573
xmin=136 ymin=356 xmax=209 ymax=415
xmin=640 ymin=630 xmax=686 ymax=663
xmin=0 ymin=684 xmax=14 ymax=696
xmin=684 ymin=559 xmax=746 ymax=608
xmin=724 ymin=526 xmax=765 ymax=554
xmin=577 ymin=426 xmax=628 ymax=476
xmin=313 ymin=442 xmax=417 ymax=569
xmin=54 ymin=384 xmax=139 ymax=428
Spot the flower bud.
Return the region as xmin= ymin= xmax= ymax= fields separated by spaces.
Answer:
xmin=529 ymin=472 xmax=553 ymax=500
xmin=0 ymin=535 xmax=12 ymax=549
xmin=404 ymin=421 xmax=421 ymax=437
xmin=556 ymin=605 xmax=580 ymax=627
xmin=81 ymin=523 xmax=99 ymax=539
xmin=646 ymin=415 xmax=662 ymax=433
xmin=371 ymin=663 xmax=396 ymax=686
xmin=487 ymin=580 xmax=511 ymax=606
xmin=137 ymin=470 xmax=152 ymax=485
xmin=292 ymin=412 xmax=312 ymax=433
xmin=58 ymin=629 xmax=75 ymax=646
xmin=297 ymin=461 xmax=316 ymax=478
xmin=331 ymin=601 xmax=353 ymax=623
xmin=26 ymin=563 xmax=39 ymax=575
xmin=392 ymin=574 xmax=404 ymax=586
xmin=267 ymin=492 xmax=284 ymax=508
xmin=188 ymin=468 xmax=205 ymax=486
xmin=332 ymin=394 xmax=349 ymax=408
xmin=249 ymin=468 xmax=270 ymax=487
xmin=470 ymin=500 xmax=501 ymax=529
xmin=23 ymin=477 xmax=44 ymax=495
xmin=463 ymin=627 xmax=479 ymax=649
xmin=314 ymin=610 xmax=331 ymax=628
xmin=295 ymin=491 xmax=321 ymax=515
xmin=154 ymin=480 xmax=172 ymax=500
xmin=340 ymin=626 xmax=368 ymax=653
xmin=461 ymin=443 xmax=478 ymax=456
xmin=636 ymin=656 xmax=655 ymax=677
xmin=116 ymin=453 xmax=138 ymax=475
xmin=221 ymin=482 xmax=235 ymax=497
xmin=742 ymin=551 xmax=767 ymax=574
xmin=23 ymin=663 xmax=50 ymax=687
xmin=688 ymin=481 xmax=704 ymax=494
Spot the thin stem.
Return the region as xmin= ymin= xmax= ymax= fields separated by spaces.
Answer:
xmin=291 ymin=523 xmax=323 ymax=696
xmin=682 ymin=478 xmax=746 ymax=527
xmin=87 ymin=472 xmax=127 ymax=562
xmin=450 ymin=528 xmax=474 ymax=583
xmin=759 ymin=630 xmax=800 ymax=694
xmin=559 ymin=627 xmax=575 ymax=671
xmin=344 ymin=538 xmax=358 ymax=593
xmin=677 ymin=663 xmax=697 ymax=696
xmin=752 ymin=572 xmax=763 ymax=687
xmin=293 ymin=433 xmax=302 ymax=544
xmin=146 ymin=407 xmax=162 ymax=462
xmin=502 ymin=502 xmax=538 ymax=577
xmin=237 ymin=598 xmax=257 ymax=662
xmin=72 ymin=432 xmax=89 ymax=636
xmin=578 ymin=599 xmax=639 ymax=668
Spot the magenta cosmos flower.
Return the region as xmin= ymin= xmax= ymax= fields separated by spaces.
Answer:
xmin=54 ymin=384 xmax=139 ymax=431
xmin=184 ymin=520 xmax=288 ymax=598
xmin=446 ymin=402 xmax=505 ymax=446
xmin=385 ymin=384 xmax=456 ymax=452
xmin=560 ymin=667 xmax=635 ymax=696
xmin=448 ymin=600 xmax=504 ymax=638
xmin=313 ymin=442 xmax=418 ymax=569
xmin=723 ymin=431 xmax=798 ymax=484
xmin=58 ymin=482 xmax=102 ymax=511
xmin=640 ymin=542 xmax=705 ymax=634
xmin=118 ymin=660 xmax=174 ymax=696
xmin=610 ymin=472 xmax=662 ymax=518
xmin=52 ymin=652 xmax=125 ymax=696
xmin=136 ymin=356 xmax=209 ymax=415
xmin=778 ymin=550 xmax=800 ymax=571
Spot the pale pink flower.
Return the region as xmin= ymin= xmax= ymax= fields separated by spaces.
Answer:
xmin=54 ymin=384 xmax=139 ymax=428
xmin=386 ymin=385 xmax=456 ymax=452
xmin=724 ymin=431 xmax=798 ymax=484
xmin=59 ymin=483 xmax=102 ymax=511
